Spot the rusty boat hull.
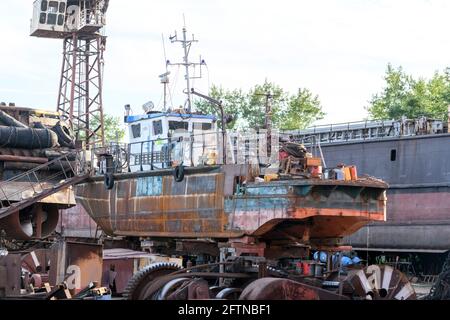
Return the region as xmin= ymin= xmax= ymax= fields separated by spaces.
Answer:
xmin=75 ymin=165 xmax=387 ymax=245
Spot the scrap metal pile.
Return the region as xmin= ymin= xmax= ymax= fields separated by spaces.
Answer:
xmin=278 ymin=141 xmax=359 ymax=182
xmin=122 ymin=259 xmax=416 ymax=300
xmin=427 ymin=251 xmax=450 ymax=300
xmin=278 ymin=142 xmax=321 ymax=178
xmin=0 ymin=106 xmax=75 ymax=152
xmin=0 ymin=105 xmax=82 ymax=241
xmin=0 ymin=241 xmax=111 ymax=300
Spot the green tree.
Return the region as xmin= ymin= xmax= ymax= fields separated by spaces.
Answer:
xmin=279 ymin=88 xmax=325 ymax=130
xmin=245 ymin=81 xmax=288 ymax=129
xmin=368 ymin=64 xmax=450 ymax=121
xmin=194 ymin=85 xmax=245 ymax=129
xmin=89 ymin=114 xmax=126 ymax=143
xmin=194 ymin=80 xmax=324 ymax=130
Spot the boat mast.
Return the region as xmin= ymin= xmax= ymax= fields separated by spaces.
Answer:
xmin=168 ymin=22 xmax=206 ymax=113
xmin=160 ymin=34 xmax=170 ymax=112
xmin=182 ymin=27 xmax=193 ymax=112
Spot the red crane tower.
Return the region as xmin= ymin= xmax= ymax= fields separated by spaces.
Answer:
xmin=30 ymin=0 xmax=108 ymax=149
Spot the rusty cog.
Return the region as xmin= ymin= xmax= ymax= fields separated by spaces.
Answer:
xmin=341 ymin=265 xmax=416 ymax=300
xmin=21 ymin=249 xmax=52 ymax=274
xmin=123 ymin=262 xmax=182 ymax=300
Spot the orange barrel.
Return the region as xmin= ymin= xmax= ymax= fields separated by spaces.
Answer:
xmin=349 ymin=166 xmax=358 ymax=180
xmin=343 ymin=167 xmax=351 ymax=181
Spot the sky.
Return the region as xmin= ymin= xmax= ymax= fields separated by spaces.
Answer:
xmin=0 ymin=0 xmax=449 ymax=128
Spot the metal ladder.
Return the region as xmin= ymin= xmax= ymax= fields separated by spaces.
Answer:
xmin=0 ymin=150 xmax=89 ymax=220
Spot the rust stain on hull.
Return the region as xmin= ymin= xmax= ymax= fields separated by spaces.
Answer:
xmin=76 ymin=173 xmax=229 ymax=237
xmin=76 ymin=169 xmax=387 ymax=242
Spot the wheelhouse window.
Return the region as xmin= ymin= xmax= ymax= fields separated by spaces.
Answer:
xmin=153 ymin=120 xmax=163 ymax=135
xmin=193 ymin=122 xmax=212 ymax=131
xmin=169 ymin=121 xmax=189 ymax=131
xmin=131 ymin=124 xmax=141 ymax=138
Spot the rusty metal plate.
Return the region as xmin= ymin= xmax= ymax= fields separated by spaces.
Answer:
xmin=0 ymin=254 xmax=22 ymax=298
xmin=49 ymin=241 xmax=103 ymax=295
xmin=76 ymin=168 xmax=387 ymax=242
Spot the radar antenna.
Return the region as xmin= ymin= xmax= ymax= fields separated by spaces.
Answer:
xmin=167 ymin=22 xmax=206 ymax=113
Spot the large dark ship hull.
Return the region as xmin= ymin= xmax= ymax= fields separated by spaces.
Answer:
xmin=317 ymin=133 xmax=450 ymax=252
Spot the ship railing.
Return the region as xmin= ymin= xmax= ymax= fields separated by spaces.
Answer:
xmin=0 ymin=150 xmax=86 ymax=211
xmin=96 ymin=130 xmax=281 ymax=173
xmin=284 ymin=119 xmax=395 ymax=145
xmin=284 ymin=117 xmax=445 ymax=145
xmin=78 ymin=4 xmax=106 ymax=30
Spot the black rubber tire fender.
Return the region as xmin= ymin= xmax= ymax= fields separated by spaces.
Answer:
xmin=104 ymin=173 xmax=115 ymax=190
xmin=53 ymin=121 xmax=75 ymax=145
xmin=173 ymin=165 xmax=185 ymax=182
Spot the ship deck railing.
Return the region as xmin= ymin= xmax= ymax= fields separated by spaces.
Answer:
xmin=283 ymin=117 xmax=445 ymax=145
xmin=93 ymin=130 xmax=322 ymax=174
